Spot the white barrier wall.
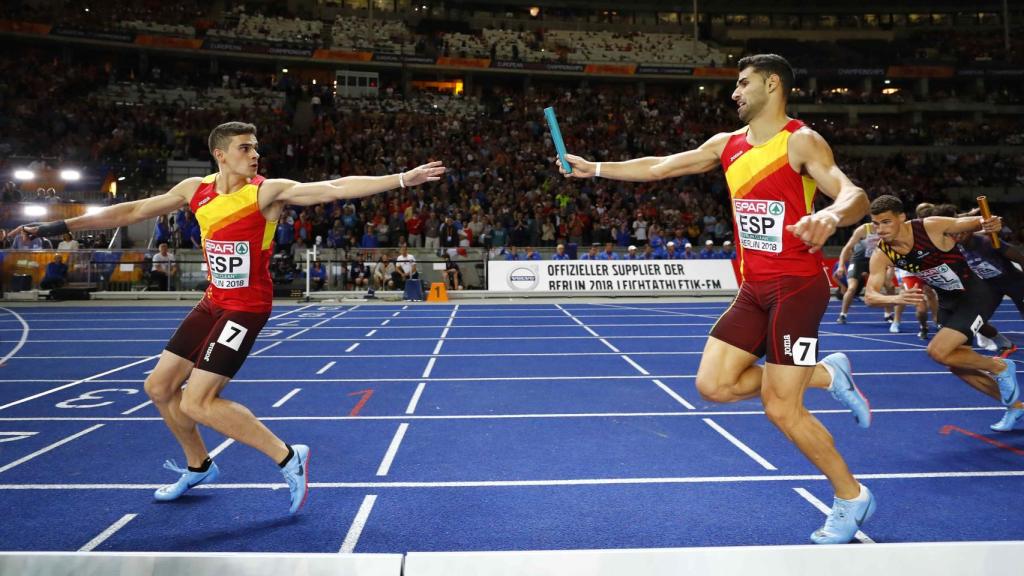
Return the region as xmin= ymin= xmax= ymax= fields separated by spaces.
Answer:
xmin=487 ymin=260 xmax=739 ymax=293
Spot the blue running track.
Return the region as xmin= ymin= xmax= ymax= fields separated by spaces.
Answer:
xmin=0 ymin=300 xmax=1021 ymax=552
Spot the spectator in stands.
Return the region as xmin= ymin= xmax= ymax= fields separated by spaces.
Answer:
xmin=580 ymin=243 xmax=600 ymax=260
xmin=373 ymin=252 xmax=398 ymax=290
xmin=406 ymin=210 xmax=424 ymax=247
xmin=524 ymin=246 xmax=542 ymax=261
xmin=491 ymin=220 xmax=509 ymax=248
xmin=552 ymin=243 xmax=570 ymax=260
xmin=665 ymin=241 xmax=680 ymax=259
xmin=597 ymin=242 xmax=619 ymax=260
xmin=439 ymin=215 xmax=459 ymax=248
xmin=12 ymin=229 xmax=42 ymax=250
xmin=682 ymin=242 xmax=699 ymax=260
xmin=348 ymin=258 xmax=369 ymax=290
xmin=625 ymin=245 xmax=641 ymax=260
xmin=275 ymin=216 xmax=294 ymax=251
xmin=700 ymin=240 xmax=717 ymax=259
xmin=504 ymin=246 xmax=521 ymax=261
xmin=1 ymin=182 xmax=20 ymax=203
xmin=395 ymin=245 xmax=418 ymax=288
xmin=360 ymin=223 xmax=379 ymax=248
xmin=151 ymin=242 xmax=177 ymax=290
xmin=154 ymin=215 xmax=171 ymax=246
xmin=290 ymin=237 xmax=308 ymax=262
xmin=40 ymin=254 xmax=68 ymax=290
xmin=309 ymin=261 xmax=327 ymax=291
xmin=719 ymin=240 xmax=737 ymax=260
xmin=442 ymin=252 xmax=463 ymax=290
xmin=423 ymin=212 xmax=440 ymax=251
xmin=57 ymin=233 xmax=79 ymax=250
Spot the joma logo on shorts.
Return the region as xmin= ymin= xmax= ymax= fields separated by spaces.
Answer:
xmin=783 ymin=334 xmax=792 ymax=357
xmin=204 ymin=342 xmax=215 ymax=362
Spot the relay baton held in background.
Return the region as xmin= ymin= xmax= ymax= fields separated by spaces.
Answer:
xmin=544 ymin=106 xmax=572 ymax=174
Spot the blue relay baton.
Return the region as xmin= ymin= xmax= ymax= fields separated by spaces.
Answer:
xmin=544 ymin=106 xmax=572 ymax=174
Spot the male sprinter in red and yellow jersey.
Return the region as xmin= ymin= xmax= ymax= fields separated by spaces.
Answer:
xmin=18 ymin=122 xmax=445 ymax=513
xmin=558 ymin=55 xmax=873 ymax=543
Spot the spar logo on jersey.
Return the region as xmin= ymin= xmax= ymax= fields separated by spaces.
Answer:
xmin=205 ymin=240 xmax=251 ymax=289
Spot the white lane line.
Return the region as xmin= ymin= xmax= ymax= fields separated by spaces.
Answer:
xmin=439 ymin=327 xmax=449 ymax=339
xmin=121 ymin=400 xmax=153 ymax=415
xmin=9 ymin=469 xmax=1024 ymax=491
xmin=273 ymin=388 xmax=302 ymax=408
xmin=402 ymin=305 xmax=408 ymax=310
xmin=144 ymin=368 xmax=155 ymax=375
xmin=0 ymin=424 xmax=104 ymax=473
xmin=621 ymin=355 xmax=650 ymax=375
xmin=270 ymin=304 xmax=316 ymax=320
xmin=2 ymin=404 xmax=1006 ymax=423
xmin=376 ymin=423 xmax=409 ymax=476
xmin=421 ymin=358 xmax=436 ymax=379
xmin=250 ymin=341 xmax=283 ymax=356
xmin=0 ymin=307 xmax=30 ymax=366
xmin=339 ymin=494 xmax=378 ymax=553
xmin=406 ymin=383 xmax=426 ymax=414
xmin=317 ymin=361 xmax=336 ymax=375
xmin=365 ymin=330 xmax=377 ymax=337
xmin=78 ymin=514 xmax=137 ymax=552
xmin=599 ymin=339 xmax=620 ymax=353
xmin=793 ymin=487 xmax=875 ymax=544
xmin=345 ymin=343 xmax=360 ymax=353
xmin=703 ymin=418 xmax=777 ymax=471
xmin=392 ymin=312 xmax=400 ymax=317
xmin=432 ymin=340 xmax=444 ymax=356
xmin=208 ymin=438 xmax=235 ymax=459
xmin=381 ymin=320 xmax=390 ymax=326
xmin=0 ymin=356 xmax=159 ymax=411
xmin=652 ymin=379 xmax=696 ymax=409
xmin=820 ymin=330 xmax=928 ymax=350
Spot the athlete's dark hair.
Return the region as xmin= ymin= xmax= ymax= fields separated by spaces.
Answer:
xmin=208 ymin=122 xmax=257 ymax=156
xmin=737 ymin=54 xmax=795 ymax=99
xmin=933 ymin=204 xmax=958 ymax=217
xmin=869 ymin=195 xmax=906 ymax=216
xmin=915 ymin=202 xmax=936 ymax=218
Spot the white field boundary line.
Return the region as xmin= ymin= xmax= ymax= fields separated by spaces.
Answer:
xmin=4 ymin=368 xmax=999 ymax=386
xmin=376 ymin=423 xmax=410 ymax=476
xmin=793 ymin=487 xmax=875 ymax=544
xmin=14 ymin=332 xmax=948 ymax=343
xmin=0 ymin=348 xmax=953 ymax=361
xmin=208 ymin=438 xmax=235 ymax=459
xmin=251 ymin=306 xmax=360 ymax=355
xmin=0 ymin=424 xmax=104 ymax=473
xmin=273 ymin=388 xmax=302 ymax=408
xmin=78 ymin=513 xmax=138 ymax=552
xmin=406 ymin=383 xmax=426 ymax=414
xmin=591 ymin=302 xmax=724 ymax=321
xmin=0 ymin=307 xmax=30 ymax=366
xmin=702 ymin=418 xmax=777 ymax=471
xmin=0 ymin=356 xmax=160 ymax=411
xmin=5 ymin=469 xmax=1024 ymax=491
xmin=819 ymin=330 xmax=928 ymax=350
xmin=338 ymin=494 xmax=377 ymax=553
xmin=0 ymin=405 xmax=1004 ymax=423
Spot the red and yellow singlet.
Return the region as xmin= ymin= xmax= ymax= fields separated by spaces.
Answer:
xmin=720 ymin=119 xmax=823 ymax=282
xmin=190 ymin=174 xmax=276 ymax=313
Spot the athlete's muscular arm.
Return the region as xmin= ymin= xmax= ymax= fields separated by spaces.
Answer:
xmin=15 ymin=177 xmax=198 ymax=238
xmin=865 ymin=251 xmax=924 ymax=307
xmin=557 ymin=132 xmax=729 ymax=182
xmin=836 ymin=223 xmax=868 ymax=277
xmin=785 ymin=128 xmax=870 ymax=253
xmin=926 ymin=215 xmax=1003 ymax=237
xmin=260 ymin=161 xmax=445 ymax=208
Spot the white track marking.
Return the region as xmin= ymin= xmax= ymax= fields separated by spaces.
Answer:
xmin=273 ymin=388 xmax=302 ymax=408
xmin=78 ymin=514 xmax=137 ymax=552
xmin=703 ymin=418 xmax=777 ymax=471
xmin=652 ymin=379 xmax=696 ymax=409
xmin=376 ymin=423 xmax=409 ymax=476
xmin=0 ymin=307 xmax=30 ymax=366
xmin=208 ymin=438 xmax=235 ymax=459
xmin=0 ymin=424 xmax=104 ymax=473
xmin=406 ymin=383 xmax=426 ymax=414
xmin=0 ymin=356 xmax=159 ymax=411
xmin=339 ymin=495 xmax=377 ymax=553
xmin=121 ymin=400 xmax=153 ymax=415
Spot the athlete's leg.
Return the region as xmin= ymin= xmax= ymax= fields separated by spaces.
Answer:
xmin=144 ymin=351 xmax=209 ymax=468
xmin=695 ymin=337 xmax=834 ymax=402
xmin=761 ymin=363 xmax=860 ymax=499
xmin=838 ymin=276 xmax=859 ymax=320
xmin=179 ymin=368 xmax=290 ymax=463
xmin=928 ymin=329 xmax=1011 ymax=399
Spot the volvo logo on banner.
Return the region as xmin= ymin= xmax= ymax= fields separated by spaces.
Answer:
xmin=508 ymin=265 xmax=540 ymax=291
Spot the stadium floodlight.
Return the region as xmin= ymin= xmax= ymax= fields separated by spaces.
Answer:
xmin=117 ymin=176 xmax=126 ymax=181
xmin=884 ymin=80 xmax=891 ymax=85
xmin=60 ymin=169 xmax=81 ymax=181
xmin=85 ymin=206 xmax=104 ymax=215
xmin=282 ymin=68 xmax=289 ymax=73
xmin=14 ymin=169 xmax=34 ymax=181
xmin=23 ymin=205 xmax=47 ymax=217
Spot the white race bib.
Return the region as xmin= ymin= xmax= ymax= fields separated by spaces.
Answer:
xmin=917 ymin=263 xmax=964 ymax=291
xmin=205 ymin=240 xmax=251 ymax=289
xmin=734 ymin=199 xmax=785 ymax=253
xmin=967 ymin=260 xmax=1003 ymax=280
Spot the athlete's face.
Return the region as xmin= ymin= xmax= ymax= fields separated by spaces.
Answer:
xmin=732 ymin=67 xmax=774 ymax=123
xmin=218 ymin=134 xmax=259 ymax=178
xmin=870 ymin=211 xmax=907 ymax=242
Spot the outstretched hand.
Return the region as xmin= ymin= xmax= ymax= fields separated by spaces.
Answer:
xmin=402 ymin=161 xmax=446 ymax=187
xmin=554 ymin=154 xmax=595 ymax=178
